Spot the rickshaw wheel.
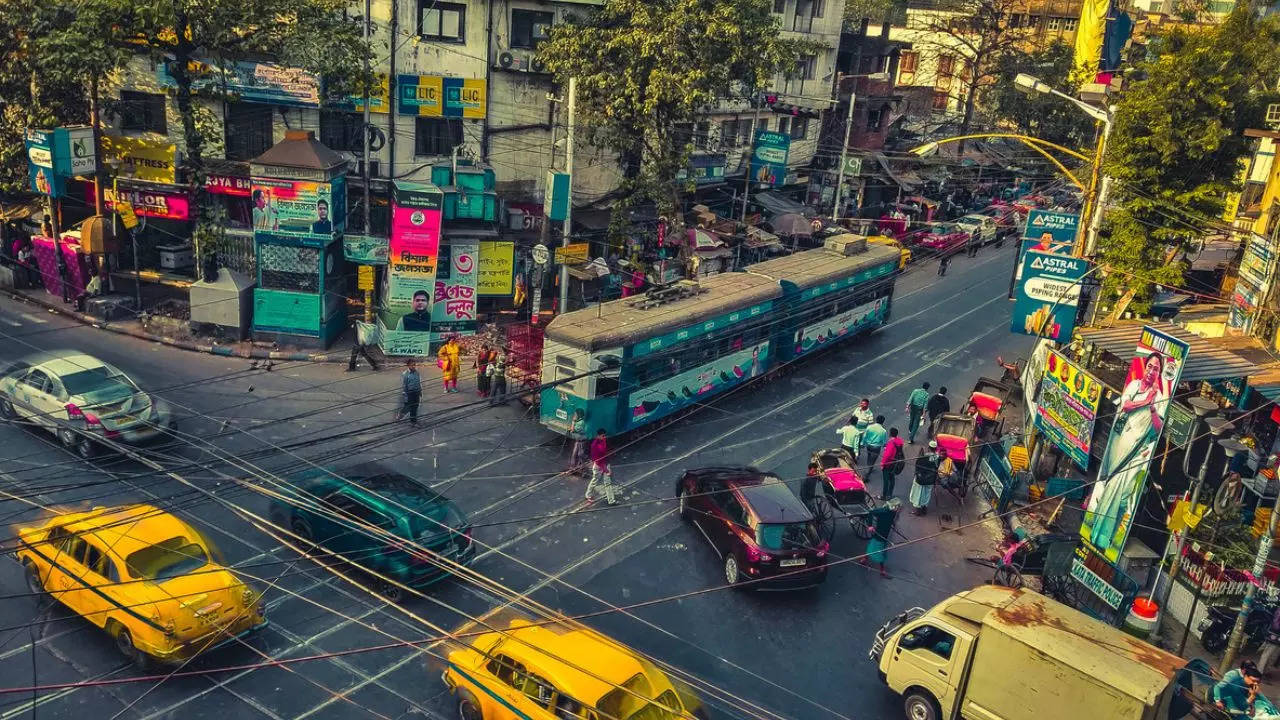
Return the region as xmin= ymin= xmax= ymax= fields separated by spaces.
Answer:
xmin=851 ymin=511 xmax=875 ymax=540
xmin=810 ymin=496 xmax=836 ymax=543
xmin=993 ymin=565 xmax=1023 ymax=588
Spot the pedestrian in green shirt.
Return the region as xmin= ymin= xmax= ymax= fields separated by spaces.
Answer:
xmin=862 ymin=414 xmax=888 ymax=470
xmin=905 ymin=381 xmax=931 ymax=444
xmin=836 ymin=416 xmax=862 ymax=457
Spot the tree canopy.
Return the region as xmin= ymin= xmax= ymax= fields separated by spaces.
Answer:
xmin=1098 ymin=9 xmax=1280 ymax=308
xmin=983 ymin=42 xmax=1096 ymax=149
xmin=539 ymin=0 xmax=813 ymax=235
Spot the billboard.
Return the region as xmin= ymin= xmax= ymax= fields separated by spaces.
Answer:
xmin=398 ymin=75 xmax=486 ymax=118
xmin=1022 ymin=209 xmax=1079 ymax=248
xmin=250 ymin=178 xmax=346 ymax=240
xmin=431 ymin=242 xmax=479 ymax=344
xmin=478 ymin=241 xmax=515 ymax=296
xmin=100 ymin=185 xmax=190 ymax=221
xmin=748 ymin=130 xmax=790 ymax=188
xmin=1034 ymin=350 xmax=1102 ymax=469
xmin=1012 ymin=250 xmax=1090 ymax=341
xmin=1082 ymin=325 xmax=1189 ymax=564
xmin=158 ymin=58 xmax=320 ymax=107
xmin=380 ymin=181 xmax=444 ymax=356
xmin=25 ymin=129 xmax=63 ymax=197
xmin=102 ymin=135 xmax=177 ymax=184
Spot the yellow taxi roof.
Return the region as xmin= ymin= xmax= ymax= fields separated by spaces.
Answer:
xmin=50 ymin=504 xmax=199 ymax=560
xmin=498 ymin=622 xmax=647 ymax=706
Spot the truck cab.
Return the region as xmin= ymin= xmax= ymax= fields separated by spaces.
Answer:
xmin=872 ymin=603 xmax=979 ymax=720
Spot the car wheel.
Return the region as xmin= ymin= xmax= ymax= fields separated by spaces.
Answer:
xmin=377 ymin=578 xmax=405 ymax=604
xmin=113 ymin=625 xmax=151 ymax=670
xmin=724 ymin=555 xmax=742 ymax=589
xmin=74 ymin=435 xmax=97 ymax=460
xmin=904 ymin=690 xmax=941 ymax=720
xmin=22 ymin=560 xmax=45 ymax=598
xmin=677 ymin=488 xmax=689 ymax=521
xmin=58 ymin=427 xmax=77 ymax=449
xmin=0 ymin=395 xmax=15 ymax=420
xmin=456 ymin=689 xmax=483 ymax=720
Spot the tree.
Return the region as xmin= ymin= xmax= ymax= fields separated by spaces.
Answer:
xmin=983 ymin=42 xmax=1095 ymax=149
xmin=894 ymin=0 xmax=1034 ymax=152
xmin=539 ymin=0 xmax=813 ymax=237
xmin=1098 ymin=9 xmax=1280 ymax=309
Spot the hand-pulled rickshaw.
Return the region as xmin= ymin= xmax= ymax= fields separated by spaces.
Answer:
xmin=802 ymin=448 xmax=881 ymax=542
xmin=932 ymin=377 xmax=1010 ymax=498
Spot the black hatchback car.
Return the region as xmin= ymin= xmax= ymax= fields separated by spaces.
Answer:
xmin=268 ymin=465 xmax=475 ymax=601
xmin=676 ymin=467 xmax=828 ymax=590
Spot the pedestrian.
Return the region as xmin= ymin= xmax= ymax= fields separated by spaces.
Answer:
xmin=16 ymin=241 xmax=36 ymax=287
xmin=488 ymin=348 xmax=508 ymax=406
xmin=859 ymin=498 xmax=901 ymax=579
xmin=862 ymin=414 xmax=888 ymax=474
xmin=1213 ymin=661 xmax=1262 ymax=715
xmin=966 ymin=232 xmax=979 ymax=258
xmin=397 ymin=359 xmax=422 ymax=425
xmin=474 ymin=343 xmax=494 ymax=397
xmin=1259 ymin=605 xmax=1280 ymax=676
xmin=937 ymin=251 xmax=951 ymax=277
xmin=801 ymin=462 xmax=821 ymax=506
xmin=852 ymin=398 xmax=874 ymax=432
xmin=905 ymin=381 xmax=930 ymax=444
xmin=925 ymin=386 xmax=950 ymax=439
xmin=585 ymin=429 xmax=617 ymax=506
xmin=836 ymin=415 xmax=861 ymax=459
xmin=437 ymin=334 xmax=461 ymax=393
xmin=568 ymin=410 xmax=588 ymax=475
xmin=879 ymin=427 xmax=905 ymax=499
xmin=347 ymin=321 xmax=381 ymax=372
xmin=909 ymin=441 xmax=940 ymax=515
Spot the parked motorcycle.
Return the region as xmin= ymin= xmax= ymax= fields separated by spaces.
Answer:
xmin=1198 ymin=599 xmax=1279 ymax=655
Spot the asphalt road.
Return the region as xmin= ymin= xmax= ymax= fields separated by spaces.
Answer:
xmin=0 ymin=242 xmax=1037 ymax=720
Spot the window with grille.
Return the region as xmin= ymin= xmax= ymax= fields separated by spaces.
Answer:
xmin=694 ymin=121 xmax=711 ymax=150
xmin=319 ymin=111 xmax=365 ymax=153
xmin=739 ymin=119 xmax=754 ymax=147
xmin=790 ymin=116 xmax=809 ymax=140
xmin=932 ymin=92 xmax=949 ymax=110
xmin=119 ymin=91 xmax=167 ymax=134
xmin=777 ymin=116 xmax=791 ymax=136
xmin=224 ymin=103 xmax=274 ymax=161
xmin=798 ymin=55 xmax=817 ymax=80
xmin=937 ymin=55 xmax=955 ymax=78
xmin=420 ymin=1 xmax=465 ymax=42
xmin=721 ymin=119 xmax=740 ymax=148
xmin=259 ymin=244 xmax=320 ymax=293
xmin=1063 ymin=18 xmax=1078 ymax=30
xmin=1047 ymin=17 xmax=1062 ymax=30
xmin=511 ymin=9 xmax=553 ymax=49
xmin=414 ymin=117 xmax=463 ymax=157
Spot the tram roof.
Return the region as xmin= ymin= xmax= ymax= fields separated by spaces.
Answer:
xmin=544 ymin=271 xmax=783 ymax=351
xmin=744 ymin=244 xmax=900 ymax=292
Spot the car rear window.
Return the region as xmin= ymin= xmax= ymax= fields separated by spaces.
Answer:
xmin=126 ymin=536 xmax=209 ymax=581
xmin=406 ymin=499 xmax=465 ymax=539
xmin=60 ymin=366 xmax=131 ymax=396
xmin=756 ymin=522 xmax=818 ymax=552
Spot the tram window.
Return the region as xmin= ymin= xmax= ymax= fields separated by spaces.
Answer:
xmin=556 ymin=355 xmax=577 ymax=368
xmin=596 ymin=374 xmax=620 ymax=397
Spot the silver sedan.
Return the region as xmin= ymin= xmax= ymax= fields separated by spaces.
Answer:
xmin=0 ymin=350 xmax=174 ymax=458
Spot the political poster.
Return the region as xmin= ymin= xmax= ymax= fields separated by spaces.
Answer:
xmin=1034 ymin=350 xmax=1102 ymax=469
xmin=250 ymin=178 xmax=346 ymax=242
xmin=478 ymin=241 xmax=514 ymax=296
xmin=1081 ymin=325 xmax=1189 ymax=564
xmin=748 ymin=130 xmax=790 ymax=188
xmin=380 ymin=181 xmax=444 ymax=356
xmin=430 ymin=242 xmax=479 ymax=344
xmin=1012 ymin=250 xmax=1090 ymax=341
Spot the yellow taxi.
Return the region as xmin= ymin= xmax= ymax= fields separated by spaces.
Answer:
xmin=443 ymin=619 xmax=706 ymax=720
xmin=865 ymin=234 xmax=911 ymax=268
xmin=16 ymin=504 xmax=266 ymax=667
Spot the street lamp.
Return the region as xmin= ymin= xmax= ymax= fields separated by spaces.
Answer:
xmin=832 ymin=71 xmax=890 ymax=222
xmin=1013 ymin=73 xmax=1114 ymax=260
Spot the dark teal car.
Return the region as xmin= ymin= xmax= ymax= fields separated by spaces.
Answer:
xmin=268 ymin=466 xmax=475 ymax=601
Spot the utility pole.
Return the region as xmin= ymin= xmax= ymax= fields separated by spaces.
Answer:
xmin=1220 ymin=487 xmax=1280 ymax=672
xmin=361 ymin=0 xmax=373 ymax=324
xmin=559 ymin=77 xmax=576 ymax=314
xmin=832 ymin=76 xmax=855 ymax=222
xmin=741 ymin=100 xmax=761 ymax=223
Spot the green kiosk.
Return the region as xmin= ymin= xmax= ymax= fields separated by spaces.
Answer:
xmin=250 ymin=130 xmax=348 ymax=348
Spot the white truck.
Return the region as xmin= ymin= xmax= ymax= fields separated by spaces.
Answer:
xmin=870 ymin=585 xmax=1194 ymax=720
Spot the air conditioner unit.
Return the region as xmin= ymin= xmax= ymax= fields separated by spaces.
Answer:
xmin=496 ymin=49 xmax=533 ymax=72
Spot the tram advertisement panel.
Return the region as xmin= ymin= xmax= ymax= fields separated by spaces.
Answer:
xmin=626 ymin=342 xmax=769 ymax=430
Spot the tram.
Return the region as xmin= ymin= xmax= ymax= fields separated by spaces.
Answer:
xmin=537 ymin=241 xmax=901 ymax=437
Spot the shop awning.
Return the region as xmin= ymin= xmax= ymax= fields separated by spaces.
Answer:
xmin=744 ymin=226 xmax=781 ymax=249
xmin=1250 ymin=366 xmax=1280 ymax=403
xmin=0 ymin=201 xmax=42 ymax=222
xmin=752 ymin=191 xmax=810 ymax=218
xmin=1075 ymin=321 xmax=1259 ymax=382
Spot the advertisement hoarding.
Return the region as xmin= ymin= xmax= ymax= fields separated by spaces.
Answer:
xmin=380 ymin=181 xmax=444 ymax=356
xmin=431 ymin=242 xmax=479 ymax=344
xmin=250 ymin=178 xmax=346 ymax=241
xmin=397 ymin=75 xmax=486 ymax=118
xmin=748 ymin=130 xmax=790 ymax=188
xmin=101 ymin=135 xmax=177 ymax=184
xmin=1034 ymin=350 xmax=1102 ymax=469
xmin=100 ymin=185 xmax=191 ymax=221
xmin=1021 ymin=209 xmax=1079 ymax=247
xmin=1081 ymin=325 xmax=1190 ymax=564
xmin=158 ymin=58 xmax=320 ymax=107
xmin=25 ymin=129 xmax=63 ymax=197
xmin=478 ymin=241 xmax=515 ymax=296
xmin=344 ymin=235 xmax=390 ymax=265
xmin=1012 ymin=250 xmax=1090 ymax=341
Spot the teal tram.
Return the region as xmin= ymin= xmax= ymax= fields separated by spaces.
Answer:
xmin=537 ymin=242 xmax=901 ymax=437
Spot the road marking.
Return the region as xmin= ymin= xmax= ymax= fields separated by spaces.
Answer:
xmin=21 ymin=313 xmax=48 ymax=325
xmin=0 ymin=317 xmax=21 ymax=327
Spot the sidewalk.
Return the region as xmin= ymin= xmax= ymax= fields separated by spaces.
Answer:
xmin=2 ymin=282 xmax=361 ymax=362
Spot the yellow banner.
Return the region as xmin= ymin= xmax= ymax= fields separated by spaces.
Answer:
xmin=350 ymin=74 xmax=391 ymax=114
xmin=102 ymin=135 xmax=177 ymax=184
xmin=555 ymin=243 xmax=590 ymax=264
xmin=478 ymin=241 xmax=514 ymax=295
xmin=1072 ymin=0 xmax=1109 ymax=77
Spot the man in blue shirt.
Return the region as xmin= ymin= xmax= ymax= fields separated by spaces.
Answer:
xmin=1213 ymin=660 xmax=1261 ymax=715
